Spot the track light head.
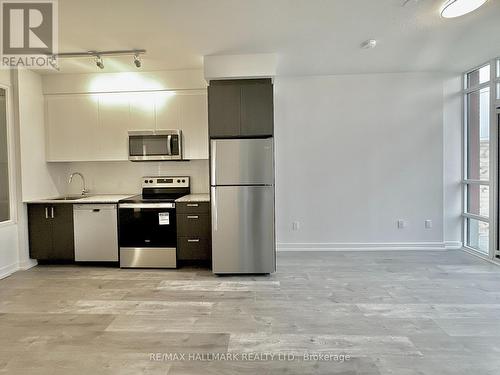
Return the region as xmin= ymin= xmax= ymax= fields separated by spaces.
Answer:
xmin=95 ymin=55 xmax=104 ymax=69
xmin=134 ymin=54 xmax=141 ymax=68
xmin=48 ymin=55 xmax=58 ymax=70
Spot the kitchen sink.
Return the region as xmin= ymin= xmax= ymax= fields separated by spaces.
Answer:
xmin=52 ymin=196 xmax=86 ymax=201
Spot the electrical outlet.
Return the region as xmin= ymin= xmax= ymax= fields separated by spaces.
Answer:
xmin=425 ymin=220 xmax=432 ymax=229
xmin=397 ymin=220 xmax=406 ymax=229
xmin=292 ymin=221 xmax=300 ymax=231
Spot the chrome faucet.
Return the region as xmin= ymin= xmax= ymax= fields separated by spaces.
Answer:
xmin=69 ymin=172 xmax=89 ymax=196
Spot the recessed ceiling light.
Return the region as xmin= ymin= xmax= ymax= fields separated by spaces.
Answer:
xmin=360 ymin=40 xmax=377 ymax=49
xmin=441 ymin=0 xmax=487 ymax=18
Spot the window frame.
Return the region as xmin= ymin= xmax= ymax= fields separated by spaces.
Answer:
xmin=495 ymin=58 xmax=500 ymax=258
xmin=461 ymin=59 xmax=499 ymax=258
xmin=0 ymin=83 xmax=16 ymax=228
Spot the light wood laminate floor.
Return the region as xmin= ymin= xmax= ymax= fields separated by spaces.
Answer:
xmin=1 ymin=250 xmax=500 ymax=374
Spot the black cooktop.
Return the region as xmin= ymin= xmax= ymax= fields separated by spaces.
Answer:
xmin=119 ymin=188 xmax=190 ymax=204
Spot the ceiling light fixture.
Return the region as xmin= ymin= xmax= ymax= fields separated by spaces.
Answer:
xmin=95 ymin=55 xmax=104 ymax=69
xmin=441 ymin=0 xmax=487 ymax=18
xmin=134 ymin=54 xmax=141 ymax=68
xmin=47 ymin=49 xmax=146 ymax=70
xmin=402 ymin=0 xmax=419 ymax=7
xmin=360 ymin=39 xmax=377 ymax=49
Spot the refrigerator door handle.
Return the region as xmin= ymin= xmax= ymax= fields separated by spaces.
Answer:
xmin=211 ymin=140 xmax=216 ymax=186
xmin=213 ymin=188 xmax=218 ymax=232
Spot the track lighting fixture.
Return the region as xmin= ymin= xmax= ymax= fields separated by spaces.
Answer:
xmin=49 ymin=49 xmax=146 ymax=70
xmin=95 ymin=55 xmax=104 ymax=69
xmin=360 ymin=39 xmax=377 ymax=49
xmin=134 ymin=54 xmax=141 ymax=68
xmin=48 ymin=55 xmax=59 ymax=70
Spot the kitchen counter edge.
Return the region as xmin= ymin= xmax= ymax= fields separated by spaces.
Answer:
xmin=24 ymin=194 xmax=135 ymax=204
xmin=175 ymin=194 xmax=210 ymax=203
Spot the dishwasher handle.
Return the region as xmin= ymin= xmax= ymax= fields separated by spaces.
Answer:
xmin=74 ymin=204 xmax=116 ymax=211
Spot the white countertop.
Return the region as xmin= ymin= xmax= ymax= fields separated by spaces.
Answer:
xmin=25 ymin=194 xmax=134 ymax=204
xmin=26 ymin=193 xmax=210 ymax=204
xmin=175 ymin=194 xmax=210 ymax=203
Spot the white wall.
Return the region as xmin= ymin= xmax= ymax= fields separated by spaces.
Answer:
xmin=443 ymin=75 xmax=463 ymax=248
xmin=275 ymin=73 xmax=449 ymax=250
xmin=204 ymin=53 xmax=277 ymax=80
xmin=18 ymin=70 xmax=68 ymax=201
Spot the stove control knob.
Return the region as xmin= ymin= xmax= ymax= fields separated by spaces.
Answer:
xmin=149 ymin=180 xmax=153 ymax=183
xmin=177 ymin=179 xmax=181 ymax=183
xmin=182 ymin=179 xmax=185 ymax=183
xmin=144 ymin=180 xmax=148 ymax=183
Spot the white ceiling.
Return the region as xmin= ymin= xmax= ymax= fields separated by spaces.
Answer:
xmin=48 ymin=0 xmax=500 ymax=75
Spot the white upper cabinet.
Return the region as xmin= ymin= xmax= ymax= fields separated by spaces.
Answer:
xmin=155 ymin=92 xmax=181 ymax=130
xmin=155 ymin=90 xmax=208 ymax=160
xmin=129 ymin=92 xmax=156 ymax=131
xmin=45 ymin=90 xmax=208 ymax=161
xmin=45 ymin=95 xmax=99 ymax=161
xmin=178 ymin=91 xmax=209 ymax=160
xmin=97 ymin=93 xmax=131 ymax=161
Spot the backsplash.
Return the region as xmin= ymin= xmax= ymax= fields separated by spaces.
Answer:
xmin=64 ymin=160 xmax=209 ymax=195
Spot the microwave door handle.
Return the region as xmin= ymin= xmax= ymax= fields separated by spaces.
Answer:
xmin=166 ymin=135 xmax=172 ymax=155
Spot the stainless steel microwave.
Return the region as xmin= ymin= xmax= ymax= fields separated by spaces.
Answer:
xmin=128 ymin=130 xmax=182 ymax=161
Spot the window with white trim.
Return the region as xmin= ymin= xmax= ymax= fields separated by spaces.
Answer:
xmin=462 ymin=60 xmax=499 ymax=258
xmin=0 ymin=88 xmax=9 ymax=222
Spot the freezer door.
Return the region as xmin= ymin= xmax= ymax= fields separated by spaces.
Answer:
xmin=211 ymin=185 xmax=275 ymax=274
xmin=211 ymin=138 xmax=274 ymax=186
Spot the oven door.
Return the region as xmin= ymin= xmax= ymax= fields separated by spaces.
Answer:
xmin=118 ymin=203 xmax=177 ymax=268
xmin=128 ymin=130 xmax=182 ymax=161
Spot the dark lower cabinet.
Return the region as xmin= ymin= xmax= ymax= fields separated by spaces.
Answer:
xmin=28 ymin=204 xmax=75 ymax=261
xmin=208 ymin=79 xmax=274 ymax=138
xmin=176 ymin=202 xmax=211 ymax=263
xmin=177 ymin=238 xmax=211 ymax=262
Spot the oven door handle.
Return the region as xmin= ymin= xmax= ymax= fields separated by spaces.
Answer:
xmin=119 ymin=203 xmax=175 ymax=209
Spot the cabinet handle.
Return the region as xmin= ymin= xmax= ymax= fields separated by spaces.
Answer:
xmin=50 ymin=206 xmax=55 ymax=219
xmin=186 ymin=203 xmax=199 ymax=207
xmin=92 ymin=209 xmax=100 ymax=212
xmin=187 ymin=239 xmax=200 ymax=243
xmin=45 ymin=207 xmax=49 ymax=219
xmin=187 ymin=215 xmax=199 ymax=219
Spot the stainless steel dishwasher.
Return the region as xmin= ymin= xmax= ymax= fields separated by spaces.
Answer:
xmin=73 ymin=204 xmax=119 ymax=262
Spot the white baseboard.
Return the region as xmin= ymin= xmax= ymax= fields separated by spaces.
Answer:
xmin=0 ymin=259 xmax=38 ymax=280
xmin=0 ymin=262 xmax=19 ymax=279
xmin=277 ymin=242 xmax=453 ymax=251
xmin=18 ymin=258 xmax=37 ymax=270
xmin=445 ymin=241 xmax=463 ymax=250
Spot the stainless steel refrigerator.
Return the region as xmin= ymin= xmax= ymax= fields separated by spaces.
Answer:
xmin=210 ymin=138 xmax=276 ymax=274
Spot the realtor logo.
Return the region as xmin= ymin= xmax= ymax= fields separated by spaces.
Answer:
xmin=0 ymin=0 xmax=58 ymax=69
